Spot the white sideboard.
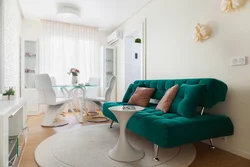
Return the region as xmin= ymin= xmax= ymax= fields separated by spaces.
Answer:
xmin=0 ymin=98 xmax=27 ymax=167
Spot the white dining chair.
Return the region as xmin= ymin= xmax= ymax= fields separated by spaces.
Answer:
xmin=84 ymin=76 xmax=116 ymax=114
xmin=34 ymin=74 xmax=81 ymax=127
xmin=88 ymin=77 xmax=100 ymax=86
xmin=50 ymin=76 xmax=68 ymax=98
xmin=85 ymin=77 xmax=100 ymax=98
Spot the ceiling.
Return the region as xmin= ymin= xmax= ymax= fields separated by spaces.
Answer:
xmin=19 ymin=0 xmax=152 ymax=31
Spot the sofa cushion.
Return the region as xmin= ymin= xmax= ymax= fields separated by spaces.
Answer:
xmin=170 ymin=84 xmax=206 ymax=117
xmin=156 ymin=84 xmax=179 ymax=113
xmin=126 ymin=110 xmax=233 ymax=148
xmin=128 ymin=87 xmax=155 ymax=107
xmin=122 ymin=83 xmax=145 ymax=102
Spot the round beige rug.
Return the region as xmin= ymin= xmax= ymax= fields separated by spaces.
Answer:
xmin=35 ymin=124 xmax=196 ymax=167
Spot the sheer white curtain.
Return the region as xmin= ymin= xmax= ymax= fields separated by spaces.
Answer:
xmin=40 ymin=20 xmax=98 ymax=85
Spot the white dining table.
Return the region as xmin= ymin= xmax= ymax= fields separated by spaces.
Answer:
xmin=52 ymin=85 xmax=98 ymax=122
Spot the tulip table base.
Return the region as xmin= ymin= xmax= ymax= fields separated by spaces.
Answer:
xmin=108 ymin=106 xmax=145 ymax=162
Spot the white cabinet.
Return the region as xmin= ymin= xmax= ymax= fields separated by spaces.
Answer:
xmin=23 ymin=40 xmax=39 ymax=89
xmin=100 ymin=46 xmax=116 ymax=101
xmin=0 ymin=98 xmax=27 ymax=167
xmin=21 ymin=40 xmax=40 ymax=115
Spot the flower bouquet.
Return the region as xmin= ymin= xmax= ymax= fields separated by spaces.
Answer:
xmin=68 ymin=68 xmax=80 ymax=76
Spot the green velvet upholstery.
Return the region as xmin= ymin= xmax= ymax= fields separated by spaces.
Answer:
xmin=133 ymin=78 xmax=228 ymax=108
xmin=171 ymin=84 xmax=207 ymax=117
xmin=103 ymin=78 xmax=234 ymax=149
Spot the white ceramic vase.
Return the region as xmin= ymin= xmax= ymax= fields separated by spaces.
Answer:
xmin=72 ymin=76 xmax=78 ymax=86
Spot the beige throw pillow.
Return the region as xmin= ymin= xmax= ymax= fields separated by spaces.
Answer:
xmin=156 ymin=85 xmax=179 ymax=113
xmin=128 ymin=87 xmax=155 ymax=107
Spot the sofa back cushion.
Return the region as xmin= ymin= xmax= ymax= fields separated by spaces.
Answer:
xmin=133 ymin=78 xmax=228 ymax=108
xmin=122 ymin=83 xmax=145 ymax=102
xmin=170 ymin=84 xmax=206 ymax=117
xmin=156 ymin=84 xmax=179 ymax=112
xmin=128 ymin=87 xmax=155 ymax=107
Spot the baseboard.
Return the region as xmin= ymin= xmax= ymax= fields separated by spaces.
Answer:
xmin=216 ymin=145 xmax=250 ymax=160
xmin=202 ymin=140 xmax=250 ymax=160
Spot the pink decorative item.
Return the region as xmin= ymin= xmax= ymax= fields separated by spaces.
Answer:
xmin=128 ymin=87 xmax=155 ymax=107
xmin=156 ymin=85 xmax=179 ymax=113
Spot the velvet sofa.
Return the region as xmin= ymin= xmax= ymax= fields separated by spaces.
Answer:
xmin=103 ymin=78 xmax=234 ymax=160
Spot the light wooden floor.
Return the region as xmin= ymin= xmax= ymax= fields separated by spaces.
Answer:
xmin=20 ymin=112 xmax=250 ymax=167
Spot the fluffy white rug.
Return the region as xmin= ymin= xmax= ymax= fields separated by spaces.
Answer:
xmin=35 ymin=124 xmax=196 ymax=167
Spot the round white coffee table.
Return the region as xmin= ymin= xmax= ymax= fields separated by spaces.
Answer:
xmin=108 ymin=105 xmax=145 ymax=162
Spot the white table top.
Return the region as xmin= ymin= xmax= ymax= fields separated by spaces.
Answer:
xmin=109 ymin=105 xmax=144 ymax=112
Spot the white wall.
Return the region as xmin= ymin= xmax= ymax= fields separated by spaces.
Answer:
xmin=22 ymin=19 xmax=42 ymax=41
xmin=2 ymin=0 xmax=22 ymax=96
xmin=113 ymin=0 xmax=250 ymax=160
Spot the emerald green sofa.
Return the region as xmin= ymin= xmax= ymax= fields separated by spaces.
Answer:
xmin=103 ymin=78 xmax=234 ymax=160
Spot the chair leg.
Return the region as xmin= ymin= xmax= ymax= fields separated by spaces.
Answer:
xmin=110 ymin=121 xmax=114 ymax=128
xmin=209 ymin=139 xmax=215 ymax=149
xmin=153 ymin=144 xmax=160 ymax=161
xmin=41 ymin=104 xmax=68 ymax=127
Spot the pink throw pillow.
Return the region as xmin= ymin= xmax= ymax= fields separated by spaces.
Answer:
xmin=128 ymin=87 xmax=155 ymax=107
xmin=156 ymin=85 xmax=179 ymax=113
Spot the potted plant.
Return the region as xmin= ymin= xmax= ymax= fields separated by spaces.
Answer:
xmin=67 ymin=68 xmax=80 ymax=86
xmin=135 ymin=38 xmax=141 ymax=44
xmin=2 ymin=87 xmax=15 ymax=100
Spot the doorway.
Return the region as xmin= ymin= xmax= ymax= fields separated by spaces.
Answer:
xmin=124 ymin=23 xmax=146 ymax=90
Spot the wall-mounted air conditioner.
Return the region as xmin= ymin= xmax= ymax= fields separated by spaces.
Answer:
xmin=107 ymin=31 xmax=123 ymax=45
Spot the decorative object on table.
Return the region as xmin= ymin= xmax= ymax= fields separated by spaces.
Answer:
xmin=2 ymin=87 xmax=15 ymax=100
xmin=67 ymin=68 xmax=80 ymax=86
xmin=122 ymin=105 xmax=136 ymax=110
xmin=221 ymin=0 xmax=246 ymax=12
xmin=135 ymin=38 xmax=141 ymax=43
xmin=193 ymin=23 xmax=212 ymax=42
